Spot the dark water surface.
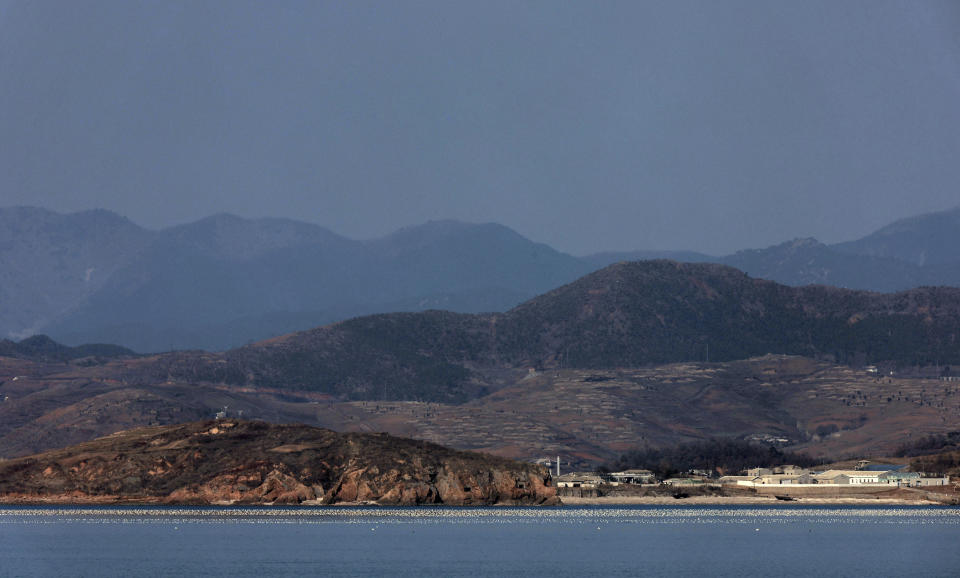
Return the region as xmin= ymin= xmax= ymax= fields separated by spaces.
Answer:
xmin=2 ymin=505 xmax=959 ymax=577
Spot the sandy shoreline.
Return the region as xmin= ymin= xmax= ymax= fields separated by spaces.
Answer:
xmin=558 ymin=495 xmax=939 ymax=506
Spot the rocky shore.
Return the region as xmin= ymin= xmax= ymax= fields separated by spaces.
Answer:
xmin=0 ymin=420 xmax=557 ymax=506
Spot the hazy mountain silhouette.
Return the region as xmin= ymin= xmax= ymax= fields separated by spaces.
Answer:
xmin=1 ymin=208 xmax=590 ymax=351
xmin=587 ymin=213 xmax=960 ymax=293
xmin=714 ymin=207 xmax=960 ymax=291
xmin=720 ymin=238 xmax=935 ymax=292
xmin=3 ymin=205 xmax=960 ymax=353
xmin=832 ymin=206 xmax=960 ymax=266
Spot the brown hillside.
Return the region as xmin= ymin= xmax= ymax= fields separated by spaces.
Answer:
xmin=135 ymin=260 xmax=960 ymax=404
xmin=4 ymin=354 xmax=959 ymax=469
xmin=0 ymin=420 xmax=555 ymax=505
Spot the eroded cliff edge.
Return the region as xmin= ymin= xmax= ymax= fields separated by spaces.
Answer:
xmin=0 ymin=420 xmax=556 ymax=505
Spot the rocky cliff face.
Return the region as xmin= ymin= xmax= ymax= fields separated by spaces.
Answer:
xmin=0 ymin=420 xmax=556 ymax=505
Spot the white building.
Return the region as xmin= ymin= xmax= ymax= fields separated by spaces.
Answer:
xmin=813 ymin=470 xmax=882 ymax=485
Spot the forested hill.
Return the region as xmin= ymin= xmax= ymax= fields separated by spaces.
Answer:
xmin=495 ymin=260 xmax=960 ymax=367
xmin=146 ymin=260 xmax=960 ymax=403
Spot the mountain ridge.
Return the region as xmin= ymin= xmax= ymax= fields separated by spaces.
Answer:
xmin=4 ymin=205 xmax=960 ymax=353
xmin=126 ymin=260 xmax=960 ymax=406
xmin=0 ymin=207 xmax=592 ymax=351
xmin=833 ymin=206 xmax=960 ymax=266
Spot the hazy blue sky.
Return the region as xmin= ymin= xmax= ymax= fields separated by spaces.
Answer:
xmin=2 ymin=1 xmax=959 ymax=255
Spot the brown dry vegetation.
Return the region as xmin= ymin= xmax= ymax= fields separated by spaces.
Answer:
xmin=124 ymin=261 xmax=960 ymax=404
xmin=5 ymin=261 xmax=960 ymax=470
xmin=0 ymin=420 xmax=555 ymax=505
xmin=4 ymin=353 xmax=960 ymax=470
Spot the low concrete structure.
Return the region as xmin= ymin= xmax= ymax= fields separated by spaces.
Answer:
xmin=556 ymin=472 xmax=603 ymax=488
xmin=718 ymin=475 xmax=755 ymax=485
xmin=606 ymin=469 xmax=656 ymax=485
xmin=813 ymin=470 xmax=883 ymax=485
xmin=914 ymin=476 xmax=951 ymax=487
xmin=754 ymin=473 xmax=815 ymax=485
xmin=879 ymin=471 xmax=921 ymax=486
xmin=734 ymin=467 xmax=952 ymax=490
xmin=556 ymin=472 xmax=604 ymax=497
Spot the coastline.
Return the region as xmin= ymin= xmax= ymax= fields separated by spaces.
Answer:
xmin=0 ymin=496 xmax=942 ymax=507
xmin=558 ymin=495 xmax=943 ymax=506
xmin=1 ymin=486 xmax=954 ymax=507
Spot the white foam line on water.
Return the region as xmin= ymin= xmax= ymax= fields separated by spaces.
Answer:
xmin=2 ymin=506 xmax=959 ymax=525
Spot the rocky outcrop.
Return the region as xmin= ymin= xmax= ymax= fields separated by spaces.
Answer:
xmin=321 ymin=460 xmax=555 ymax=506
xmin=0 ymin=420 xmax=556 ymax=505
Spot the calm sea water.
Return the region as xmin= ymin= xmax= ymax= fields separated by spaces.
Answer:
xmin=2 ymin=504 xmax=959 ymax=577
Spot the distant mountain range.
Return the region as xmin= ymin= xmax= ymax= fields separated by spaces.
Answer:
xmin=588 ymin=207 xmax=960 ymax=292
xmin=2 ymin=205 xmax=959 ymax=352
xmin=1 ymin=208 xmax=590 ymax=352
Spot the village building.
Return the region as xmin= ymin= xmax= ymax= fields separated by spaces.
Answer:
xmin=734 ymin=466 xmax=952 ymax=488
xmin=555 ymin=472 xmax=604 ymax=489
xmin=605 ymin=469 xmax=656 ymax=485
xmin=914 ymin=476 xmax=951 ymax=487
xmin=752 ymin=473 xmax=815 ymax=485
xmin=813 ymin=470 xmax=884 ymax=484
xmin=555 ymin=472 xmax=604 ymax=497
xmin=910 ymin=474 xmax=950 ymax=488
xmin=879 ymin=471 xmax=921 ymax=486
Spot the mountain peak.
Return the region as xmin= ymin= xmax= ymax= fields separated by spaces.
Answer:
xmin=160 ymin=213 xmax=348 ymax=260
xmin=785 ymin=237 xmax=823 ymax=249
xmin=379 ymin=220 xmax=524 ymax=243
